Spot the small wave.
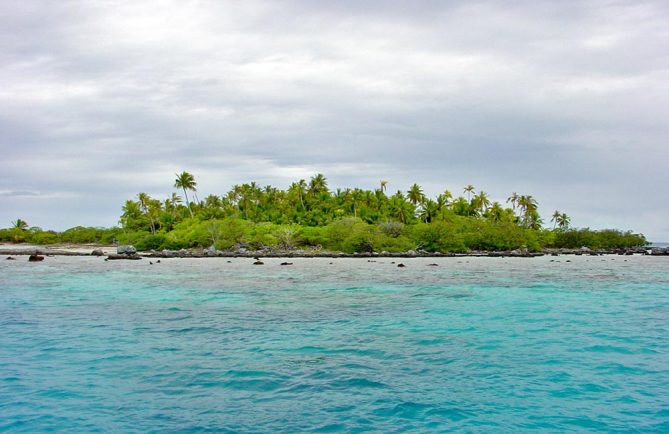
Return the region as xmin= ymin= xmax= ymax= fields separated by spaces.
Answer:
xmin=580 ymin=345 xmax=634 ymax=354
xmin=311 ymin=423 xmax=347 ymax=432
xmin=224 ymin=369 xmax=276 ymax=378
xmin=221 ymin=378 xmax=284 ymax=392
xmin=328 ymin=377 xmax=388 ymax=390
xmin=426 ymin=406 xmax=472 ymax=421
xmin=164 ymin=315 xmax=193 ymax=321
xmin=373 ymin=401 xmax=433 ymax=419
xmin=416 ymin=338 xmax=445 ymax=345
xmin=167 ymin=326 xmax=216 ymax=334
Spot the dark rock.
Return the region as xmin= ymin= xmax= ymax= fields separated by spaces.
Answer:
xmin=107 ymin=254 xmax=142 ymax=260
xmin=156 ymin=260 xmax=161 ymax=263
xmin=91 ymin=249 xmax=104 ymax=256
xmin=397 ymin=263 xmax=406 ymax=268
xmin=6 ymin=256 xmax=15 ymax=260
xmin=28 ymin=254 xmax=44 ymax=262
xmin=280 ymin=262 xmax=293 ymax=266
xmin=117 ymin=245 xmax=137 ymax=255
xmin=253 ymin=260 xmax=264 ymax=265
xmin=427 ymin=263 xmax=438 ymax=266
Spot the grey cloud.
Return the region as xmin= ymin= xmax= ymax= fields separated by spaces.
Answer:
xmin=0 ymin=0 xmax=667 ymax=239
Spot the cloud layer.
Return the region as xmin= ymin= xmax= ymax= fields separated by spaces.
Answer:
xmin=1 ymin=0 xmax=668 ymax=239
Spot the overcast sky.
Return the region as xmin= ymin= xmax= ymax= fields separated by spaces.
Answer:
xmin=1 ymin=0 xmax=667 ymax=240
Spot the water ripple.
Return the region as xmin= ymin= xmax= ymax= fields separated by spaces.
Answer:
xmin=1 ymin=256 xmax=668 ymax=432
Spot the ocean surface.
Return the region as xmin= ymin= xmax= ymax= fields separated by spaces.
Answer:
xmin=1 ymin=256 xmax=668 ymax=433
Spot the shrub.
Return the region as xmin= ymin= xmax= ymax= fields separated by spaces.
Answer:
xmin=411 ymin=222 xmax=466 ymax=252
xmin=135 ymin=234 xmax=167 ymax=251
xmin=378 ymin=221 xmax=404 ymax=238
xmin=29 ymin=231 xmax=60 ymax=245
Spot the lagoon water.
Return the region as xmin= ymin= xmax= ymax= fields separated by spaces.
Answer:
xmin=1 ymin=256 xmax=668 ymax=432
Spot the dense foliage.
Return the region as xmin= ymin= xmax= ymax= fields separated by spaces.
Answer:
xmin=0 ymin=225 xmax=120 ymax=245
xmin=2 ymin=173 xmax=647 ymax=252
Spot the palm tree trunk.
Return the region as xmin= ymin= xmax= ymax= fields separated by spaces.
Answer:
xmin=182 ymin=188 xmax=193 ymax=217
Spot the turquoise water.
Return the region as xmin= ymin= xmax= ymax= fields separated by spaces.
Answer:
xmin=1 ymin=256 xmax=668 ymax=433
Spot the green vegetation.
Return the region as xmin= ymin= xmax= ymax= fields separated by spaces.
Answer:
xmin=1 ymin=172 xmax=648 ymax=252
xmin=0 ymin=225 xmax=120 ymax=245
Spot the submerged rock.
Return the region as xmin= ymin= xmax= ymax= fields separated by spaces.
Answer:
xmin=6 ymin=256 xmax=15 ymax=260
xmin=28 ymin=254 xmax=44 ymax=262
xmin=397 ymin=263 xmax=406 ymax=268
xmin=280 ymin=262 xmax=293 ymax=266
xmin=253 ymin=260 xmax=264 ymax=265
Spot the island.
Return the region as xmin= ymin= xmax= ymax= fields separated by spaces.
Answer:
xmin=1 ymin=172 xmax=650 ymax=257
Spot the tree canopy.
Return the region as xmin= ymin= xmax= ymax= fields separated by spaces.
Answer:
xmin=1 ymin=173 xmax=647 ymax=252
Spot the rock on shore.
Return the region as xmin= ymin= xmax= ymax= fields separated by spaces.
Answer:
xmin=106 ymin=253 xmax=142 ymax=260
xmin=117 ymin=245 xmax=137 ymax=255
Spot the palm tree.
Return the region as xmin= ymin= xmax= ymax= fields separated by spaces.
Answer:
xmin=380 ymin=180 xmax=388 ymax=193
xmin=165 ymin=193 xmax=182 ymax=218
xmin=137 ymin=192 xmax=158 ymax=234
xmin=120 ymin=200 xmax=143 ymax=230
xmin=435 ymin=193 xmax=449 ymax=210
xmin=551 ymin=210 xmax=561 ymax=229
xmin=308 ymin=174 xmax=328 ymax=196
xmin=11 ymin=219 xmax=28 ymax=230
xmin=442 ymin=190 xmax=453 ymax=202
xmin=351 ymin=188 xmax=365 ymax=218
xmin=174 ymin=171 xmax=197 ymax=217
xmin=554 ymin=212 xmax=570 ymax=230
xmin=390 ymin=191 xmax=414 ymax=224
xmin=464 ymin=184 xmax=476 ymax=201
xmin=488 ymin=202 xmax=504 ymax=222
xmin=451 ymin=197 xmax=471 ymax=217
xmin=473 ymin=191 xmax=491 ymax=215
xmin=507 ymin=192 xmax=519 ymax=211
xmin=518 ymin=195 xmax=540 ymax=228
xmin=288 ymin=180 xmax=307 ymax=212
xmin=419 ymin=199 xmax=440 ymax=223
xmin=407 ymin=183 xmax=425 ymax=206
